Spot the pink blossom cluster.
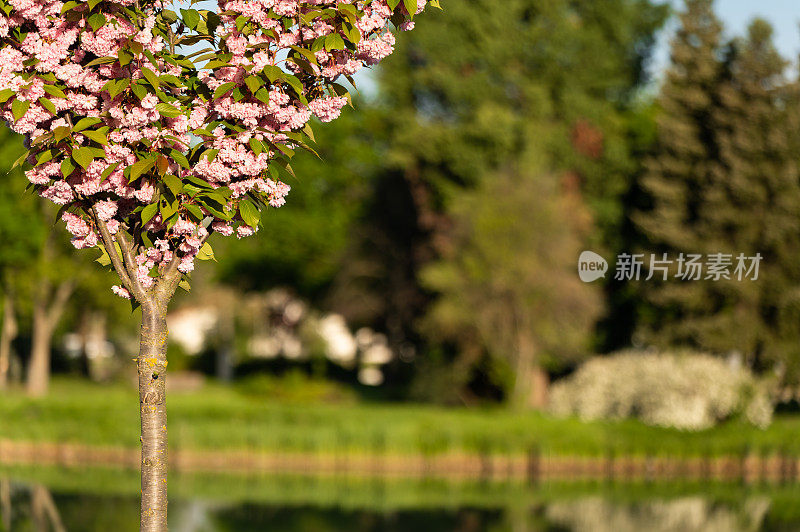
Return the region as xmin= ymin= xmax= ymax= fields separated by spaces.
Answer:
xmin=0 ymin=0 xmax=428 ymax=299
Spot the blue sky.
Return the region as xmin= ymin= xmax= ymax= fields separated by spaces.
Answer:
xmin=653 ymin=0 xmax=800 ymax=77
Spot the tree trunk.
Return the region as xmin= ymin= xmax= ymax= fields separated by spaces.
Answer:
xmin=1 ymin=477 xmax=11 ymax=531
xmin=26 ymin=281 xmax=72 ymax=398
xmin=26 ymin=302 xmax=52 ymax=398
xmin=530 ymin=366 xmax=549 ymax=410
xmin=512 ymin=330 xmax=549 ymax=410
xmin=30 ymin=485 xmax=65 ymax=532
xmin=138 ymin=305 xmax=169 ymax=532
xmin=0 ymin=295 xmax=17 ymax=390
xmin=215 ymin=305 xmax=234 ymax=383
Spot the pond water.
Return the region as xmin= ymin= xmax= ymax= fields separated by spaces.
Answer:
xmin=2 ymin=469 xmax=800 ymax=531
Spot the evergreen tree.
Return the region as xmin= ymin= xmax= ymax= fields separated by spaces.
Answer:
xmin=635 ymin=9 xmax=800 ymax=376
xmin=633 ymin=0 xmax=726 ymax=346
xmin=702 ymin=19 xmax=800 ymax=372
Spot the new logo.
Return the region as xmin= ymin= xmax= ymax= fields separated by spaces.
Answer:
xmin=578 ymin=251 xmax=608 ymax=283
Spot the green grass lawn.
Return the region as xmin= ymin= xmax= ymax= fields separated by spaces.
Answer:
xmin=2 ymin=377 xmax=800 ymax=457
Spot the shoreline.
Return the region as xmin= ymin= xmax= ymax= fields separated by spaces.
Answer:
xmin=2 ymin=438 xmax=800 ymax=483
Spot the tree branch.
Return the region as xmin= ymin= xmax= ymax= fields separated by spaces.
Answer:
xmin=46 ymin=280 xmax=74 ymax=330
xmin=155 ymin=229 xmax=212 ymax=304
xmin=92 ymin=207 xmax=140 ymax=299
xmin=114 ymin=228 xmax=141 ymax=281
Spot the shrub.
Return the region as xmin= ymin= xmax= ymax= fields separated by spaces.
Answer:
xmin=236 ymin=371 xmax=357 ymax=405
xmin=549 ymin=350 xmax=773 ymax=430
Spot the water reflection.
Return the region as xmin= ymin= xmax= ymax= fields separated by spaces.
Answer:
xmin=2 ymin=473 xmax=800 ymax=532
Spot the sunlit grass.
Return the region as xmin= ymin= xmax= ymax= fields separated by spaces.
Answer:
xmin=2 ymin=377 xmax=800 ymax=457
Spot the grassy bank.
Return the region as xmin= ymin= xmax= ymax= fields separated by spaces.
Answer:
xmin=2 ymin=378 xmax=800 ymax=457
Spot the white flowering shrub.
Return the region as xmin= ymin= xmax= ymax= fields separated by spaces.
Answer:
xmin=549 ymin=350 xmax=773 ymax=430
xmin=545 ymin=496 xmax=771 ymax=532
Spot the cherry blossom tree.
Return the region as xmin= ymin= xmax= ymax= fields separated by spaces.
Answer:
xmin=0 ymin=0 xmax=435 ymax=528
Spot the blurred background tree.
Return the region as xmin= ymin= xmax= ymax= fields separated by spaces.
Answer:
xmin=327 ymin=0 xmax=669 ymax=403
xmin=418 ymin=151 xmax=602 ymax=407
xmin=633 ymin=3 xmax=800 ymax=381
xmin=0 ymin=128 xmax=125 ymax=395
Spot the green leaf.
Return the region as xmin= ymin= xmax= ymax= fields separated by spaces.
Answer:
xmin=61 ymin=0 xmax=79 ymax=14
xmin=324 ymin=33 xmax=345 ymax=51
xmin=100 ymin=161 xmax=120 ymax=182
xmin=178 ymin=279 xmax=191 ymax=292
xmin=387 ymin=0 xmax=401 ymax=10
xmin=131 ymin=83 xmax=147 ymax=100
xmin=213 ymin=82 xmax=236 ymax=99
xmin=72 ymin=147 xmax=95 ymax=169
xmin=73 ymin=117 xmax=101 ymax=132
xmin=181 ymin=8 xmax=201 ymax=29
xmin=11 ymin=149 xmax=29 ymax=170
xmin=61 ymin=157 xmax=75 ymax=178
xmin=155 ymin=102 xmax=182 ymax=117
xmin=302 ymin=122 xmax=315 ymax=143
xmin=142 ymin=49 xmax=159 ymax=68
xmin=203 ymin=149 xmax=220 ymax=162
xmin=186 ymin=204 xmax=204 ymax=221
xmin=254 ymin=88 xmax=271 ymax=104
xmin=0 ymin=89 xmax=13 ymax=103
xmin=53 ymin=126 xmax=71 ymax=142
xmin=235 ymin=15 xmax=247 ymax=32
xmin=38 ymin=97 xmax=56 ymax=115
xmin=129 ymin=157 xmax=155 ymax=182
xmin=118 ymin=49 xmax=133 ymax=66
xmin=290 ymin=45 xmax=318 ymax=65
xmin=170 ymin=149 xmax=190 ymax=169
xmin=343 ymin=24 xmax=361 ymax=45
xmin=140 ymin=203 xmax=158 ymax=225
xmin=161 ymin=9 xmax=178 ymax=23
xmin=403 ymin=0 xmax=417 ymax=18
xmin=185 ymin=175 xmax=214 ymax=189
xmin=249 ymin=138 xmax=263 ymax=155
xmin=141 ymin=66 xmax=160 ymax=89
xmin=43 ymin=85 xmax=66 ymax=99
xmin=85 ymin=56 xmax=115 ymax=67
xmin=82 ymin=130 xmax=108 ymax=145
xmin=163 ymin=174 xmax=183 ymax=196
xmin=160 ymin=199 xmax=177 ymax=220
xmin=108 ymin=79 xmax=130 ymax=99
xmin=238 ymin=199 xmax=260 ymax=228
xmin=244 ymin=75 xmax=262 ymax=94
xmin=196 ymin=242 xmax=215 ymax=261
xmin=88 ymin=12 xmax=106 ymax=31
xmin=36 ymin=149 xmax=55 ymax=165
xmin=262 ymin=65 xmax=283 ymax=82
xmin=204 ymin=60 xmax=231 ymax=69
xmin=11 ymin=98 xmax=29 ymax=120
xmin=282 ymin=74 xmax=303 ymax=97
xmin=95 ymin=246 xmax=111 ymax=266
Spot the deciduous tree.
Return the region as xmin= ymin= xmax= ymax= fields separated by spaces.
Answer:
xmin=0 ymin=0 xmax=432 ymax=529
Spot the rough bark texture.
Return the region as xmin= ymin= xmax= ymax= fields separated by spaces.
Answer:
xmin=92 ymin=209 xmax=198 ymax=532
xmin=138 ymin=305 xmax=169 ymax=532
xmin=0 ymin=296 xmax=17 ymax=390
